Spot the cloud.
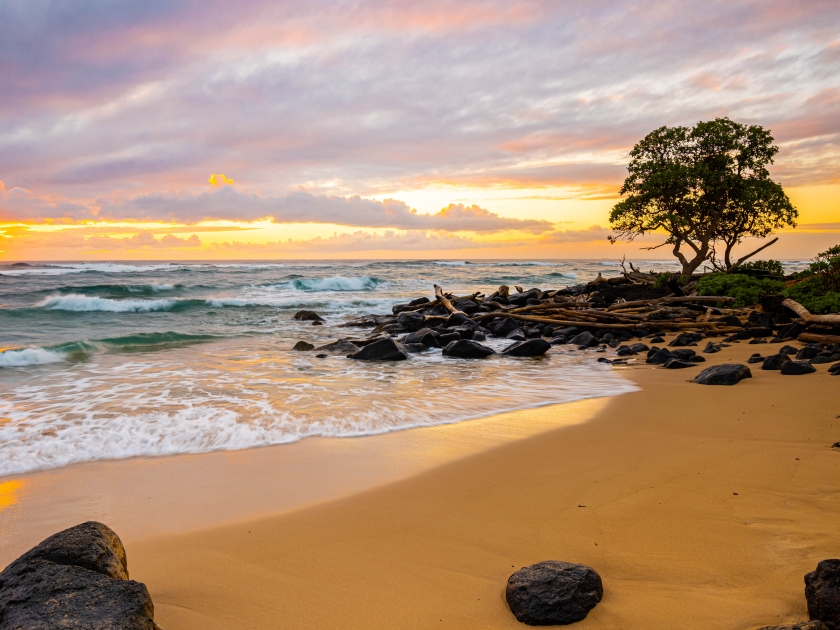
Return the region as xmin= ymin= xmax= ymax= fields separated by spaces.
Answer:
xmin=1 ymin=185 xmax=553 ymax=232
xmin=208 ymin=174 xmax=234 ymax=186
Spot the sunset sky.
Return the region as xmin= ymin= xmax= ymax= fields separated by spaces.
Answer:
xmin=1 ymin=0 xmax=838 ymax=261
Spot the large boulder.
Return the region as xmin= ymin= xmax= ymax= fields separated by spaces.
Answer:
xmin=442 ymin=339 xmax=496 ymax=359
xmin=347 ymin=338 xmax=408 ymax=361
xmin=806 ymin=560 xmax=840 ymax=630
xmin=396 ymin=311 xmax=426 ymax=332
xmin=293 ymin=310 xmax=324 ymax=322
xmin=502 ymin=339 xmax=551 ymax=357
xmin=762 ymin=353 xmax=792 ymax=370
xmin=647 ymin=348 xmax=676 ymax=365
xmin=669 ymin=332 xmax=702 ymax=347
xmin=569 ymin=331 xmax=598 ymax=348
xmin=488 ymin=317 xmax=522 ymax=338
xmin=313 ymin=339 xmax=360 ymax=355
xmin=703 ymin=341 xmax=722 ymax=354
xmin=663 ymin=358 xmax=695 ymax=369
xmin=693 ymin=364 xmax=752 ymax=385
xmin=506 ymin=561 xmax=603 ymax=625
xmin=797 ymin=346 xmax=822 ymax=360
xmin=403 ymin=328 xmax=440 ymax=347
xmin=293 ymin=340 xmax=315 ymax=351
xmin=781 ymin=361 xmax=817 ymax=375
xmin=0 ymin=522 xmax=157 ymax=629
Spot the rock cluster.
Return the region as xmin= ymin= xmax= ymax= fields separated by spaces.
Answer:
xmin=0 ymin=522 xmax=159 ymax=629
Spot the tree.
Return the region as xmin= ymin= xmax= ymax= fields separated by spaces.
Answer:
xmin=608 ymin=117 xmax=797 ymax=276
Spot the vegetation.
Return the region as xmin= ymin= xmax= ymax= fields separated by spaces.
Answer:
xmin=781 ymin=276 xmax=840 ymax=315
xmin=810 ymin=244 xmax=840 ymax=292
xmin=609 ymin=118 xmax=797 ymax=276
xmin=732 ymin=259 xmax=785 ymax=277
xmin=697 ymin=273 xmax=784 ymax=308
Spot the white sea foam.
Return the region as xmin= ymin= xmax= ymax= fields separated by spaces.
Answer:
xmin=0 ymin=263 xmax=179 ymax=276
xmin=0 ymin=347 xmax=67 ymax=368
xmin=435 ymin=261 xmax=467 ymax=266
xmin=286 ymin=276 xmax=384 ymax=291
xmin=39 ymin=294 xmax=176 ymax=312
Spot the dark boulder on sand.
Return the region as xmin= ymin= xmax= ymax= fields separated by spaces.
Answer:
xmin=779 ymin=345 xmax=799 ymax=355
xmin=313 ymin=339 xmax=360 ymax=355
xmin=442 ymin=339 xmax=496 ymax=359
xmin=693 ymin=364 xmax=752 ymax=385
xmin=348 ymin=337 xmax=408 ymax=361
xmin=0 ymin=521 xmax=158 ymax=629
xmin=488 ymin=317 xmax=521 ymax=338
xmin=797 ymin=346 xmax=822 ymax=361
xmin=703 ymin=341 xmax=722 ymax=353
xmin=615 ymin=345 xmax=638 ymax=356
xmin=293 ymin=341 xmax=315 ymax=351
xmin=502 ymin=338 xmax=551 ymax=357
xmin=748 ymin=353 xmax=766 ymax=364
xmin=781 ymin=360 xmax=817 ymax=375
xmin=762 ymin=353 xmax=791 ymax=370
xmin=506 ymin=561 xmax=603 ymax=626
xmin=664 ymin=358 xmax=695 ymax=369
xmin=669 ymin=332 xmax=701 ymax=347
xmin=293 ymin=310 xmax=324 ymax=322
xmin=806 ymin=560 xmax=840 ymax=630
xmin=569 ymin=331 xmax=598 ymax=348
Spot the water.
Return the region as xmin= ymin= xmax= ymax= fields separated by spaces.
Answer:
xmin=0 ymin=258 xmax=808 ymax=478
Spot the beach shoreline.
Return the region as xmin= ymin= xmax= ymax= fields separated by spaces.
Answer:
xmin=122 ymin=341 xmax=838 ymax=630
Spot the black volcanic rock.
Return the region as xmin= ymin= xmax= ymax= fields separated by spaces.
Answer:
xmin=762 ymin=353 xmax=792 ymax=370
xmin=442 ymin=339 xmax=496 ymax=359
xmin=781 ymin=360 xmax=817 ymax=375
xmin=569 ymin=331 xmax=598 ymax=348
xmin=0 ymin=522 xmax=157 ymax=630
xmin=396 ymin=311 xmax=425 ymax=332
xmin=506 ymin=561 xmax=603 ymax=626
xmin=663 ymin=358 xmax=695 ymax=369
xmin=806 ymin=560 xmax=840 ymax=630
xmin=758 ymin=622 xmax=827 ymax=629
xmin=502 ymin=338 xmax=551 ymax=357
xmin=293 ymin=310 xmax=324 ymax=322
xmin=292 ymin=340 xmax=315 ymax=351
xmin=693 ymin=364 xmax=752 ymax=385
xmin=348 ymin=337 xmax=408 ymax=361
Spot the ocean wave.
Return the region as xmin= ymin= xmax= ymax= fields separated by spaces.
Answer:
xmin=0 ymin=347 xmax=70 ymax=368
xmin=284 ymin=276 xmax=385 ymax=291
xmin=38 ymin=294 xmax=179 ymax=312
xmin=495 ymin=261 xmax=555 ymax=267
xmin=0 ymin=263 xmax=179 ymax=276
xmin=435 ymin=261 xmax=468 ymax=266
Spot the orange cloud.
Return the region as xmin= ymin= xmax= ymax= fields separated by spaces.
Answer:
xmin=208 ymin=174 xmax=235 ymax=187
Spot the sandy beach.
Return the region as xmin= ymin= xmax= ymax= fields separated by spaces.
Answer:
xmin=106 ymin=340 xmax=838 ymax=630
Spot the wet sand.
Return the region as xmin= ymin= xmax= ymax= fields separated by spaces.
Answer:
xmin=123 ymin=342 xmax=840 ymax=629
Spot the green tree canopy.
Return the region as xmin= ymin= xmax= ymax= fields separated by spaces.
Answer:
xmin=609 ymin=117 xmax=797 ymax=276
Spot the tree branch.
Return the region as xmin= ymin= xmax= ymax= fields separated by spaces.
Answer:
xmin=730 ymin=237 xmax=779 ymax=269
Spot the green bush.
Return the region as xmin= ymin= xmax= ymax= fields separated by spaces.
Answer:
xmin=697 ymin=273 xmax=784 ymax=307
xmin=809 ymin=244 xmax=840 ymax=292
xmin=781 ymin=275 xmax=840 ymax=314
xmin=735 ymin=259 xmax=784 ymax=277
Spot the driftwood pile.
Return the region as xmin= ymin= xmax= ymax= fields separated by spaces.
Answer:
xmin=335 ymin=270 xmax=840 ymax=348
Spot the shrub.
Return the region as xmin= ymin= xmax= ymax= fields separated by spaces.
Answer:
xmin=809 ymin=244 xmax=840 ymax=292
xmin=697 ymin=273 xmax=784 ymax=308
xmin=735 ymin=259 xmax=784 ymax=277
xmin=782 ymin=275 xmax=840 ymax=314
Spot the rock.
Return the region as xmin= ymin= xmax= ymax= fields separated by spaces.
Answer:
xmin=552 ymin=327 xmax=580 ymax=338
xmin=316 ymin=353 xmax=328 ymax=358
xmin=502 ymin=338 xmax=551 ymax=357
xmin=779 ymin=345 xmax=799 ymax=355
xmin=0 ymin=522 xmax=157 ymax=629
xmin=452 ymin=300 xmax=480 ymax=315
xmin=669 ymin=333 xmax=701 ymax=347
xmin=715 ymin=315 xmax=743 ymax=327
xmin=442 ymin=339 xmax=496 ymax=359
xmin=781 ymin=361 xmax=817 ymax=375
xmin=615 ymin=345 xmax=638 ymax=356
xmin=506 ymin=328 xmax=526 ymax=341
xmin=664 ymin=358 xmax=696 ymax=369
xmin=392 ymin=297 xmax=430 ymax=314
xmin=629 ymin=343 xmax=650 ymax=353
xmin=806 ymin=560 xmax=840 ymax=630
xmin=437 ymin=332 xmax=461 ymax=346
xmin=811 ymin=356 xmax=836 ymax=365
xmin=403 ymin=328 xmax=440 ymax=347
xmin=670 ymin=349 xmax=697 ymax=360
xmin=348 ymin=338 xmax=408 ymax=361
xmin=703 ymin=341 xmax=722 ymax=353
xmin=448 ymin=324 xmax=477 ymax=339
xmin=488 ymin=317 xmax=522 ymax=337
xmin=397 ymin=311 xmax=426 ymax=332
xmin=749 ymin=326 xmax=773 ymax=338
xmin=447 ymin=312 xmax=475 ymax=328
xmin=758 ymin=621 xmax=827 ymax=629
xmin=797 ymin=346 xmax=822 ymax=360
xmin=647 ymin=348 xmax=675 ymax=365
xmin=830 ymin=363 xmax=840 ymax=374
xmin=402 ymin=343 xmax=427 ymax=353
xmin=748 ymin=353 xmax=766 ymax=364
xmin=693 ymin=364 xmax=752 ymax=385
xmin=762 ymin=353 xmax=792 ymax=370
xmin=314 ymin=339 xmax=360 ymax=354
xmin=569 ymin=331 xmax=598 ymax=348
xmin=689 ymin=355 xmax=706 ymax=363
xmin=650 ymin=335 xmax=665 ymax=343
xmin=472 ymin=331 xmax=486 ymax=342
xmin=749 ymin=338 xmax=768 ymax=344
xmin=506 ymin=561 xmax=603 ymax=626
xmin=293 ymin=310 xmax=324 ymax=322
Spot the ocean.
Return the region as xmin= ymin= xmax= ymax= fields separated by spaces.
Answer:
xmin=0 ymin=259 xmax=809 ymax=478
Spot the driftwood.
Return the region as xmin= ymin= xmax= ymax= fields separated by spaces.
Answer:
xmin=798 ymin=332 xmax=840 ymax=345
xmin=434 ymin=284 xmax=462 ymax=315
xmin=472 ymin=311 xmax=743 ymax=331
xmin=782 ymin=298 xmax=840 ymax=326
xmin=608 ymin=296 xmax=735 ymax=311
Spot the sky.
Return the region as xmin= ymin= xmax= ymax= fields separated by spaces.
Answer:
xmin=1 ymin=0 xmax=839 ymax=261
